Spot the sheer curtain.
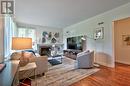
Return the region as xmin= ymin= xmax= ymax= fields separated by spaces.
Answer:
xmin=4 ymin=16 xmax=15 ymax=60
xmin=17 ymin=28 xmax=36 ymax=50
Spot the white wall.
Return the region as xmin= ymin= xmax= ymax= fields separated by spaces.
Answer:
xmin=63 ymin=3 xmax=130 ymax=67
xmin=0 ymin=17 xmax=4 ymax=63
xmin=17 ymin=22 xmax=63 ymax=44
xmin=36 ymin=27 xmax=63 ymax=44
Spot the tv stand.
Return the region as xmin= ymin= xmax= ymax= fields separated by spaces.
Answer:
xmin=63 ymin=49 xmax=82 ymax=60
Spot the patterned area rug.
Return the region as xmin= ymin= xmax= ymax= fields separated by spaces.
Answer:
xmin=32 ymin=57 xmax=99 ymax=86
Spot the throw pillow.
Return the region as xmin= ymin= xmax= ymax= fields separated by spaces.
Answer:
xmin=25 ymin=52 xmax=36 ymax=62
xmin=19 ymin=52 xmax=31 ymax=67
xmin=19 ymin=56 xmax=29 ymax=67
xmin=10 ymin=52 xmax=21 ymax=60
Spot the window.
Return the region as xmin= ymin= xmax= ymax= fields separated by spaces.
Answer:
xmin=17 ymin=28 xmax=36 ymax=50
xmin=4 ymin=16 xmax=15 ymax=59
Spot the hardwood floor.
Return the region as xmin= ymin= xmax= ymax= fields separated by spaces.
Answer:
xmin=70 ymin=63 xmax=130 ymax=86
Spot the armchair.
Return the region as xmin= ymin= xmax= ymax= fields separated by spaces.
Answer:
xmin=76 ymin=51 xmax=94 ymax=68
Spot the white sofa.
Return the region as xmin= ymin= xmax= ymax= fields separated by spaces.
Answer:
xmin=10 ymin=52 xmax=48 ymax=79
xmin=76 ymin=51 xmax=94 ymax=68
xmin=19 ymin=56 xmax=48 ymax=79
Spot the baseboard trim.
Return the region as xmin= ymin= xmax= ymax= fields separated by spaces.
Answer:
xmin=115 ymin=61 xmax=130 ymax=65
xmin=95 ymin=61 xmax=114 ymax=68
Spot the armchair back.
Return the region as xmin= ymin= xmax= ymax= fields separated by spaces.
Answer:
xmin=76 ymin=51 xmax=94 ymax=68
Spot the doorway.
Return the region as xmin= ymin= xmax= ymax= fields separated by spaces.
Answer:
xmin=114 ymin=17 xmax=130 ymax=65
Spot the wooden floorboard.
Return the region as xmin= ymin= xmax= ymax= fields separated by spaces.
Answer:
xmin=70 ymin=63 xmax=130 ymax=86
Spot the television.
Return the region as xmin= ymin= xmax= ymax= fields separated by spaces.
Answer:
xmin=67 ymin=36 xmax=83 ymax=50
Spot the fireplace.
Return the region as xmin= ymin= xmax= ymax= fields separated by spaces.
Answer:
xmin=38 ymin=45 xmax=51 ymax=56
xmin=37 ymin=44 xmax=64 ymax=56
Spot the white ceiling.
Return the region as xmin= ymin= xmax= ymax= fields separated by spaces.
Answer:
xmin=15 ymin=0 xmax=130 ymax=28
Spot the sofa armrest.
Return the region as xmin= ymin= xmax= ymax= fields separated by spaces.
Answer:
xmin=35 ymin=56 xmax=48 ymax=74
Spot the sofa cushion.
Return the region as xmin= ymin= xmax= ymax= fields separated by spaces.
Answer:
xmin=10 ymin=52 xmax=21 ymax=60
xmin=10 ymin=52 xmax=36 ymax=67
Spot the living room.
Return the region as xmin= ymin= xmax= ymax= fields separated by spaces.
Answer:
xmin=0 ymin=0 xmax=130 ymax=86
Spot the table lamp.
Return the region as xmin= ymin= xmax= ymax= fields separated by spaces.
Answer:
xmin=12 ymin=37 xmax=32 ymax=50
xmin=12 ymin=37 xmax=32 ymax=66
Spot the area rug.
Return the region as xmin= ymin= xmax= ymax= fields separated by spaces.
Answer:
xmin=32 ymin=57 xmax=99 ymax=86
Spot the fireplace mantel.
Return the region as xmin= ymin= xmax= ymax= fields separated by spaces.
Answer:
xmin=37 ymin=43 xmax=64 ymax=56
xmin=37 ymin=43 xmax=64 ymax=47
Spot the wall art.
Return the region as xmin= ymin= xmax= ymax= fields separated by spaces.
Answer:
xmin=42 ymin=31 xmax=48 ymax=38
xmin=94 ymin=27 xmax=104 ymax=40
xmin=51 ymin=38 xmax=57 ymax=43
xmin=54 ymin=32 xmax=59 ymax=38
xmin=122 ymin=35 xmax=130 ymax=46
xmin=41 ymin=31 xmax=61 ymax=44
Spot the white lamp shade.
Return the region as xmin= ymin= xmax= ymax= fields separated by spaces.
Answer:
xmin=12 ymin=37 xmax=32 ymax=50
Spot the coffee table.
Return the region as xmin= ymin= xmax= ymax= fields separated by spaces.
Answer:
xmin=48 ymin=54 xmax=63 ymax=65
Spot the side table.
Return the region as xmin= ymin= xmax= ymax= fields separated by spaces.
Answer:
xmin=19 ymin=62 xmax=37 ymax=86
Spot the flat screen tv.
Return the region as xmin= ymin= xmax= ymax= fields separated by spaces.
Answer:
xmin=67 ymin=36 xmax=83 ymax=50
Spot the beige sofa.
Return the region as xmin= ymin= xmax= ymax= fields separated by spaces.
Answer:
xmin=10 ymin=52 xmax=48 ymax=79
xmin=19 ymin=56 xmax=48 ymax=79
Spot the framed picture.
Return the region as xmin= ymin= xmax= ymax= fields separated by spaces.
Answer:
xmin=122 ymin=35 xmax=130 ymax=46
xmin=94 ymin=27 xmax=104 ymax=40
